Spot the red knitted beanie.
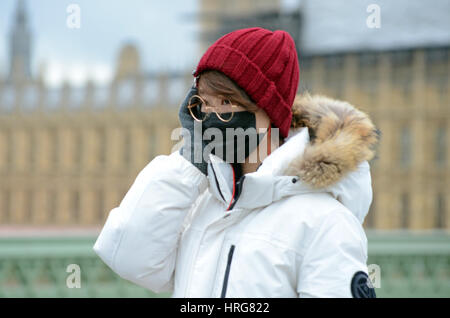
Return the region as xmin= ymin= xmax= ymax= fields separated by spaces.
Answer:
xmin=193 ymin=27 xmax=300 ymax=138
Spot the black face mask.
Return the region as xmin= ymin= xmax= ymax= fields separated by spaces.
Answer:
xmin=201 ymin=111 xmax=267 ymax=164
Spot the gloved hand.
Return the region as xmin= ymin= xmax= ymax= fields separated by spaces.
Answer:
xmin=178 ymin=83 xmax=209 ymax=175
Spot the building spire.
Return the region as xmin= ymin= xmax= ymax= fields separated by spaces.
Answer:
xmin=9 ymin=0 xmax=32 ymax=82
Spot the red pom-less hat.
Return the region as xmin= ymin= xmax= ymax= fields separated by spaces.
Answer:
xmin=193 ymin=27 xmax=300 ymax=138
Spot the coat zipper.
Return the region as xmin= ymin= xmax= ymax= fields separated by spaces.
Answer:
xmin=211 ymin=163 xmax=226 ymax=202
xmin=228 ymin=175 xmax=245 ymax=211
xmin=220 ymin=244 xmax=235 ymax=298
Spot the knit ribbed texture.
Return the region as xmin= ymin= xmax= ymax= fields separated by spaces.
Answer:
xmin=193 ymin=27 xmax=300 ymax=138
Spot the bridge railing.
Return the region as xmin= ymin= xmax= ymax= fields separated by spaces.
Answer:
xmin=0 ymin=230 xmax=449 ymax=298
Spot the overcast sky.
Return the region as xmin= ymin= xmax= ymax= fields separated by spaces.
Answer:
xmin=0 ymin=0 xmax=201 ymax=86
xmin=0 ymin=0 xmax=300 ymax=86
xmin=1 ymin=0 xmax=447 ymax=87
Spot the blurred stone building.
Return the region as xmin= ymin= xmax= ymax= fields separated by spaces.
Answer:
xmin=0 ymin=1 xmax=187 ymax=226
xmin=0 ymin=0 xmax=449 ymax=230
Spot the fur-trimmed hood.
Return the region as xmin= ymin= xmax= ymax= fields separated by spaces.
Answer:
xmin=206 ymin=93 xmax=379 ymax=224
xmin=284 ymin=93 xmax=380 ymax=188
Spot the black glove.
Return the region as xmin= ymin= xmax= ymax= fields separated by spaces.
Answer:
xmin=178 ymin=83 xmax=209 ymax=175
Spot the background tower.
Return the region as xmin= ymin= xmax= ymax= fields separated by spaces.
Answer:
xmin=9 ymin=0 xmax=32 ymax=82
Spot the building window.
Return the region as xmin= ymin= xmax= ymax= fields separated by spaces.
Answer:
xmin=20 ymin=130 xmax=31 ymax=172
xmin=391 ymin=50 xmax=413 ymax=99
xmin=97 ymin=189 xmax=105 ymax=223
xmin=400 ymin=193 xmax=410 ymax=229
xmin=400 ymin=126 xmax=412 ymax=167
xmin=425 ymin=48 xmax=448 ymax=67
xmin=359 ymin=52 xmax=379 ymax=66
xmin=48 ymin=189 xmax=57 ymax=223
xmin=51 ymin=128 xmax=59 ymax=168
xmin=325 ymin=55 xmax=344 ymax=68
xmin=0 ymin=130 xmax=6 ymax=172
xmin=391 ymin=50 xmax=413 ymax=66
xmin=29 ymin=130 xmax=36 ymax=172
xmin=97 ymin=127 xmax=106 ymax=168
xmin=149 ymin=126 xmax=157 ymax=160
xmin=74 ymin=131 xmax=83 ymax=170
xmin=72 ymin=190 xmax=80 ymax=223
xmin=436 ymin=125 xmax=446 ymax=167
xmin=25 ymin=189 xmax=33 ymax=221
xmin=123 ymin=128 xmax=132 ymax=168
xmin=324 ymin=55 xmax=345 ymax=98
xmin=436 ymin=194 xmax=446 ymax=229
xmin=426 ymin=48 xmax=449 ymax=97
xmin=2 ymin=189 xmax=11 ymax=223
xmin=7 ymin=130 xmax=13 ymax=169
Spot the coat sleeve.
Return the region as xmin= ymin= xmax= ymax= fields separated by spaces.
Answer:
xmin=296 ymin=209 xmax=375 ymax=298
xmin=93 ymin=151 xmax=208 ymax=293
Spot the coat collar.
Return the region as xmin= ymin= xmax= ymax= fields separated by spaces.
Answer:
xmin=206 ymin=128 xmax=320 ymax=211
xmin=206 ymin=93 xmax=380 ymax=224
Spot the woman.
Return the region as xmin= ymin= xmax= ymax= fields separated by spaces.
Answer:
xmin=94 ymin=27 xmax=379 ymax=298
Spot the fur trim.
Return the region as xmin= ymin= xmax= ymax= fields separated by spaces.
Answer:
xmin=284 ymin=93 xmax=380 ymax=188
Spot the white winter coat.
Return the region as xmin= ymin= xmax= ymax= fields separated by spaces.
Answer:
xmin=93 ymin=94 xmax=379 ymax=298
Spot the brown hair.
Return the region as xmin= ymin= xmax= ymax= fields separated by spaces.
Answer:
xmin=198 ymin=70 xmax=259 ymax=113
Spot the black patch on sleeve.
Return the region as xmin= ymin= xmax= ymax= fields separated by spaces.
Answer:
xmin=351 ymin=271 xmax=376 ymax=298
